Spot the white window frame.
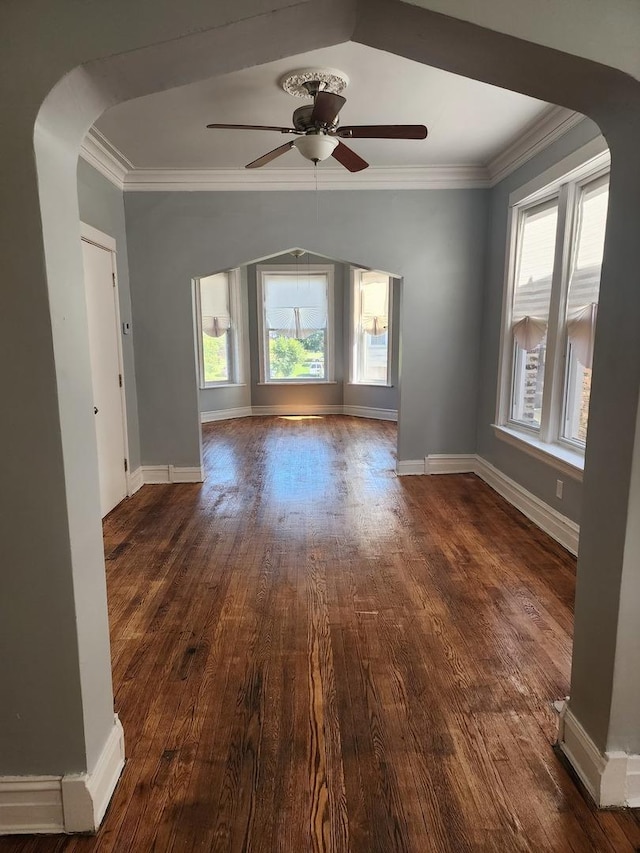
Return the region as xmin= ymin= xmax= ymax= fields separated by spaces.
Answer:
xmin=194 ymin=268 xmax=244 ymax=388
xmin=349 ymin=267 xmax=394 ymax=387
xmin=256 ymin=264 xmax=335 ymax=384
xmin=494 ymin=138 xmax=610 ymax=479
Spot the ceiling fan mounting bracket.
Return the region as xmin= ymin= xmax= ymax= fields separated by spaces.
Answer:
xmin=280 ymin=67 xmax=350 ymax=99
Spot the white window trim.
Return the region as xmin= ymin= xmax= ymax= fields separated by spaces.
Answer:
xmin=349 ymin=267 xmax=394 ymax=387
xmin=256 ymin=264 xmax=334 ymax=384
xmin=195 ymin=268 xmax=243 ymax=389
xmin=495 ymin=138 xmax=610 ymax=470
xmin=346 ymin=383 xmax=395 ymax=388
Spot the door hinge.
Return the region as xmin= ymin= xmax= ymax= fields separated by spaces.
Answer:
xmin=119 ymin=373 xmax=123 ymax=388
xmin=124 ymin=458 xmax=128 ymax=473
xmin=112 ymin=272 xmax=116 ymax=288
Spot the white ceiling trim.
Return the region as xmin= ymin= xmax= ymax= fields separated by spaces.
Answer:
xmin=121 ymin=165 xmax=489 ymax=191
xmin=80 ymin=106 xmax=585 ymax=192
xmin=486 ymin=105 xmax=584 ymax=187
xmin=79 ymin=129 xmax=132 ymax=190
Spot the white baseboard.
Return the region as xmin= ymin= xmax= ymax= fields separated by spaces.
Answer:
xmin=251 ymin=404 xmax=343 ymax=417
xmin=342 ymin=405 xmax=398 ymax=421
xmin=61 ymin=716 xmax=125 ymax=832
xmin=128 ymin=467 xmax=144 ymax=495
xmin=474 ymin=457 xmax=579 ymax=555
xmin=0 ymin=776 xmax=62 ymax=835
xmin=0 ymin=715 xmax=124 ymax=835
xmin=200 ymin=405 xmax=397 ymax=422
xmin=141 ymin=465 xmax=204 ymax=484
xmin=557 ymin=702 xmax=640 ymax=807
xmin=426 ymin=453 xmax=477 ymax=475
xmin=201 ymin=406 xmax=252 ymax=423
xmin=396 ymin=459 xmax=426 ymax=475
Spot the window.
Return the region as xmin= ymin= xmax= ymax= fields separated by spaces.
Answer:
xmin=257 ymin=265 xmax=333 ymax=383
xmin=351 ymin=269 xmax=392 ymax=385
xmin=195 ymin=269 xmax=242 ymax=387
xmin=497 ymin=153 xmax=609 ymax=463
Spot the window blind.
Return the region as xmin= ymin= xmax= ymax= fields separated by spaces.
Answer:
xmin=512 ymin=200 xmax=558 ymax=350
xmin=264 ymin=274 xmax=327 ymax=339
xmin=200 ymin=272 xmax=231 ymax=338
xmin=360 ymin=272 xmax=389 ymax=336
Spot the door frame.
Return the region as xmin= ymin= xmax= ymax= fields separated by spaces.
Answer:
xmin=80 ymin=222 xmax=132 ymax=499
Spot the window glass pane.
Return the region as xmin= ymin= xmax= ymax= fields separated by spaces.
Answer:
xmin=563 ymin=176 xmax=609 ymax=443
xmin=202 ymin=331 xmax=230 ymax=382
xmin=263 ymin=273 xmax=328 ymax=381
xmin=564 ymin=354 xmax=592 ymax=443
xmin=510 ymin=200 xmax=558 ymax=428
xmin=200 ymin=273 xmax=231 ymax=383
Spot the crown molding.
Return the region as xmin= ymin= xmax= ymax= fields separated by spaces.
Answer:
xmin=122 ymin=164 xmax=489 ymax=191
xmin=79 ymin=128 xmax=133 ymax=190
xmin=81 ymin=107 xmax=586 ymax=193
xmin=486 ymin=106 xmax=584 ymax=187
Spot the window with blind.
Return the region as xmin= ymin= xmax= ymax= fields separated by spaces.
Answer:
xmin=499 ymin=158 xmax=609 ymax=456
xmin=257 ymin=265 xmax=333 ymax=383
xmin=351 ymin=269 xmax=392 ymax=385
xmin=195 ymin=270 xmax=242 ymax=386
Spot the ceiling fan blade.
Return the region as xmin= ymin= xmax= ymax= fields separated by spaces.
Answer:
xmin=310 ymin=92 xmax=346 ymax=126
xmin=245 ymin=141 xmax=295 ymax=169
xmin=336 ymin=124 xmax=428 ymax=139
xmin=331 ymin=141 xmax=369 ymax=173
xmin=207 ymin=123 xmax=296 ymax=134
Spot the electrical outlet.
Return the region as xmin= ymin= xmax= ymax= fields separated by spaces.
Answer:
xmin=556 ymin=479 xmax=563 ymax=499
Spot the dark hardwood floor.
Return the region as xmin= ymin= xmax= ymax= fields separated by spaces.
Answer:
xmin=3 ymin=415 xmax=639 ymax=852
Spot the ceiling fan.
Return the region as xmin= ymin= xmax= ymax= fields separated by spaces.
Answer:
xmin=206 ymin=68 xmax=427 ymax=172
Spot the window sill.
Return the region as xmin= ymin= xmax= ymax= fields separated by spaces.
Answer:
xmin=347 ymin=382 xmax=394 ymax=388
xmin=201 ymin=383 xmax=247 ymax=390
xmin=257 ymin=380 xmax=338 ymax=386
xmin=492 ymin=424 xmax=584 ymax=482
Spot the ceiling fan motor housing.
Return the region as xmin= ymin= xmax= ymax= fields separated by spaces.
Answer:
xmin=292 ymin=105 xmax=316 ymax=132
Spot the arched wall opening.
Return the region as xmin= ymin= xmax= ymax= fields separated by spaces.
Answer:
xmin=4 ymin=0 xmax=640 ymax=825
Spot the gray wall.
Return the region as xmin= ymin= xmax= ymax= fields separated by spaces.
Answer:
xmin=124 ymin=188 xmax=488 ymax=466
xmin=77 ymin=159 xmax=141 ymax=472
xmin=477 ymin=117 xmax=603 ymax=524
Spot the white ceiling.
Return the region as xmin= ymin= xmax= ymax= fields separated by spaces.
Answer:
xmin=96 ymin=41 xmax=550 ymax=171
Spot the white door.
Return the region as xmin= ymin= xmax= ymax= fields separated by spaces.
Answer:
xmin=82 ymin=232 xmax=128 ymax=517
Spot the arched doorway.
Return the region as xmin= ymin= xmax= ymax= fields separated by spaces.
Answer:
xmin=3 ymin=0 xmax=640 ymax=831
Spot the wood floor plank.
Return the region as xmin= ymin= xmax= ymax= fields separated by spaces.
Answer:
xmin=3 ymin=416 xmax=639 ymax=853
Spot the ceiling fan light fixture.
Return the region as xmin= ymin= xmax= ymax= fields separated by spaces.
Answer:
xmin=293 ymin=134 xmax=338 ymax=164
